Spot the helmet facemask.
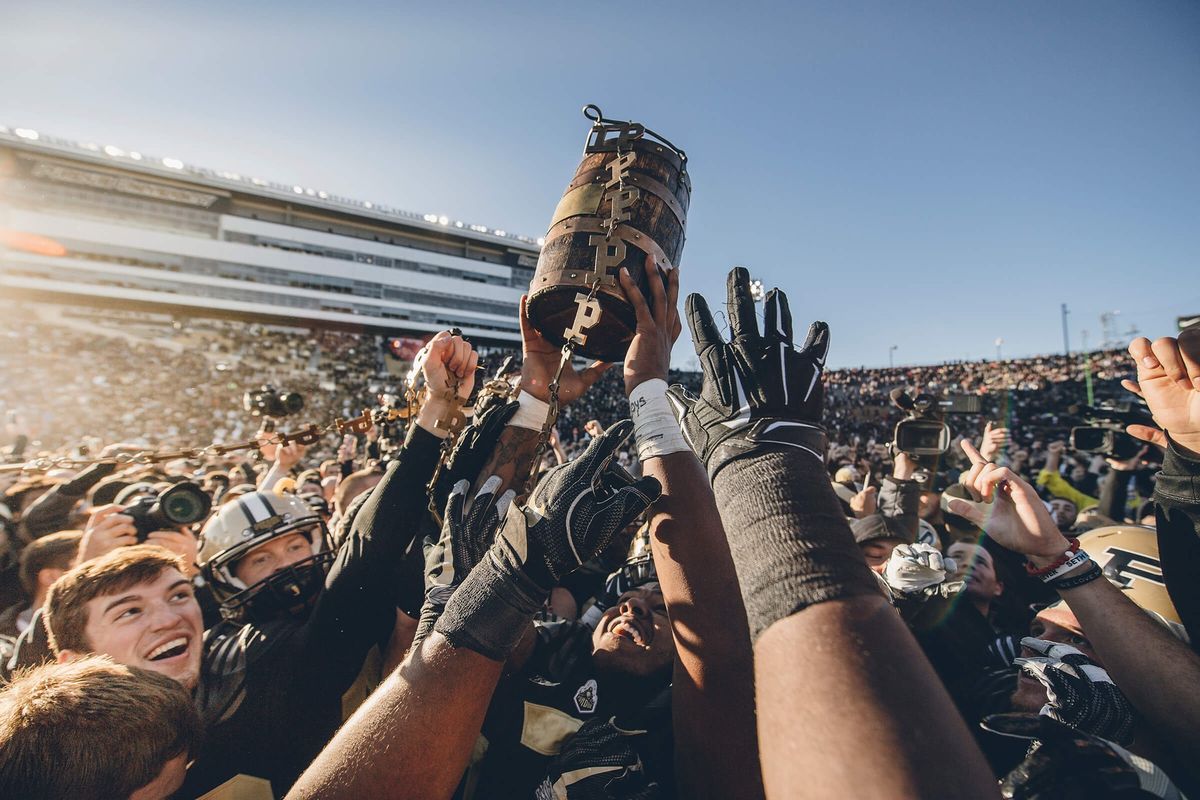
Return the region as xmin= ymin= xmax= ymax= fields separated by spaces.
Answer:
xmin=203 ymin=515 xmax=335 ymax=625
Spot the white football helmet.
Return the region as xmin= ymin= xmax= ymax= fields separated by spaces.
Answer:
xmin=198 ymin=491 xmax=334 ymax=623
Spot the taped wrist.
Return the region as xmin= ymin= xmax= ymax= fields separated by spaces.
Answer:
xmin=433 ymin=550 xmax=547 ymax=661
xmin=511 ymin=392 xmax=551 ymax=431
xmin=713 ymin=448 xmax=882 ymax=642
xmin=629 ymin=379 xmax=689 ymax=460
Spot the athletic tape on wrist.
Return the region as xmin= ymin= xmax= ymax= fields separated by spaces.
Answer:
xmin=628 ymin=379 xmax=689 ymax=460
xmin=511 ymin=391 xmax=551 ymax=430
xmin=434 ymin=552 xmax=546 ymax=661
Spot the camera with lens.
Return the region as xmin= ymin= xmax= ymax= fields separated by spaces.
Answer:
xmin=124 ymin=482 xmax=213 ymax=542
xmin=891 ymin=390 xmax=983 ymax=457
xmin=1069 ymin=400 xmax=1153 ymax=459
xmin=243 ymin=385 xmax=304 ymax=418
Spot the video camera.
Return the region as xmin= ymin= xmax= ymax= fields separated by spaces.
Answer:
xmin=1069 ymin=400 xmax=1154 ymax=459
xmin=124 ymin=482 xmax=212 ymax=541
xmin=891 ymin=389 xmax=983 ymax=457
xmin=243 ymin=385 xmax=304 ymax=418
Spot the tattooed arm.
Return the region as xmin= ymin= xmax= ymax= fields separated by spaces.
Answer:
xmin=471 ymin=296 xmax=611 ymax=499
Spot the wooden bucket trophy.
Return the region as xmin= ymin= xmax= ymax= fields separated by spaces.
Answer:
xmin=526 ymin=105 xmax=690 ymax=361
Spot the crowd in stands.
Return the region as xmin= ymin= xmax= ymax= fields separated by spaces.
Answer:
xmin=1 ymin=277 xmax=1198 ymax=800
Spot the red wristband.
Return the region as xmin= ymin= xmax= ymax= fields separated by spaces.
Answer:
xmin=1025 ymin=538 xmax=1081 ymax=577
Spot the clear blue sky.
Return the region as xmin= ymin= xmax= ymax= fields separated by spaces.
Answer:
xmin=2 ymin=0 xmax=1197 ymax=368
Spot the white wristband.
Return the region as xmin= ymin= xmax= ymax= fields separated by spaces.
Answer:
xmin=629 ymin=379 xmax=690 ymax=460
xmin=1040 ymin=551 xmax=1092 ymax=583
xmin=511 ymin=391 xmax=551 ymax=431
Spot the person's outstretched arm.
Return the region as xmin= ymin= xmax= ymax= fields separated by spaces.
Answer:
xmin=287 ymin=422 xmax=659 ymax=800
xmin=950 ymin=434 xmax=1200 ymax=772
xmin=618 ymin=261 xmax=764 ymax=799
xmin=670 ymin=268 xmax=997 ymax=798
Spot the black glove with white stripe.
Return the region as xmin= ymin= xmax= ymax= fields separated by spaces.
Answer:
xmin=666 ymin=267 xmax=830 ymax=479
xmin=1016 ymin=637 xmax=1135 ymax=746
xmin=435 ymin=421 xmax=661 ymax=660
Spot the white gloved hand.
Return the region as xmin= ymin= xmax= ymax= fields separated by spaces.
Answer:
xmin=884 ymin=543 xmax=959 ymax=596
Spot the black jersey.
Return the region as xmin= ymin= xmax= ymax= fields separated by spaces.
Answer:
xmin=474 ymin=620 xmax=669 ymax=799
xmin=177 ymin=427 xmax=440 ymax=797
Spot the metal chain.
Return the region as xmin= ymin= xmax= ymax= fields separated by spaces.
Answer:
xmin=521 ymin=341 xmax=576 ymax=497
xmin=519 ymin=278 xmax=603 ymax=496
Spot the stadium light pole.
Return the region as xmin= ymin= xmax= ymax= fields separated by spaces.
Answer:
xmin=1061 ymin=303 xmax=1071 ymax=356
xmin=889 ymin=344 xmax=898 ymax=369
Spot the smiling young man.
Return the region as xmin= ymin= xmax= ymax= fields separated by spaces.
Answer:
xmin=42 ymin=331 xmax=482 ymax=797
xmin=44 ymin=546 xmax=203 ymax=690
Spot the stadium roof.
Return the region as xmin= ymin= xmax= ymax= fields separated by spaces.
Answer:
xmin=0 ymin=124 xmax=543 ymax=252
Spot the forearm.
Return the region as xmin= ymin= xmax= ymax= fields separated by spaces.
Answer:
xmin=308 ymin=426 xmax=441 ymax=676
xmin=878 ymin=476 xmax=920 ymax=540
xmin=286 ymin=633 xmax=502 ymax=800
xmin=711 ymin=449 xmax=880 ymax=642
xmin=258 ymin=463 xmax=288 ymax=492
xmin=1061 ymin=567 xmax=1200 ymax=762
xmin=1153 ymin=439 xmax=1200 ymax=642
xmin=471 ymin=422 xmax=540 ymax=499
xmin=755 ymin=597 xmax=997 ymax=798
xmin=643 ymin=452 xmax=763 ymax=800
xmin=713 ymin=450 xmax=993 ymax=797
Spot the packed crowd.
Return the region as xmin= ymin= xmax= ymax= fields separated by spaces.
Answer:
xmin=1 ymin=269 xmax=1198 ymax=800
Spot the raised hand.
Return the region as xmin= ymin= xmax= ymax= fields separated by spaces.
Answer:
xmin=78 ymin=504 xmax=137 ymax=563
xmin=275 ymin=440 xmax=308 ymax=471
xmin=434 ymin=420 xmax=661 ymax=661
xmin=426 ymin=476 xmax=514 ymax=595
xmin=618 ymin=254 xmax=681 ymax=396
xmin=849 ymin=484 xmax=878 ymax=518
xmin=417 ymin=330 xmax=478 ymax=436
xmin=1122 ymin=330 xmax=1200 ymax=455
xmin=884 ymin=543 xmax=960 ymax=598
xmin=494 ymin=419 xmax=661 ymax=591
xmin=666 ymin=267 xmax=830 ymax=477
xmin=518 ymin=296 xmax=611 ymax=405
xmin=416 ymin=476 xmax=514 ymax=647
xmin=978 ymin=421 xmax=1011 ymax=463
xmin=949 ymin=439 xmax=1068 ymax=565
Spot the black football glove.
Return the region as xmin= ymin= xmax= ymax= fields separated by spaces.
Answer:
xmin=1016 ymin=638 xmax=1135 ymax=746
xmin=666 ymin=267 xmax=830 ymax=479
xmin=495 ymin=419 xmax=661 ymax=594
xmin=435 ymin=420 xmax=661 ymax=660
xmin=415 ymin=476 xmax=513 ymax=645
xmin=988 ymin=714 xmax=1175 ymax=799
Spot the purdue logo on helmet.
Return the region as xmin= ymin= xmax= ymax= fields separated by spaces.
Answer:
xmin=1078 ymin=526 xmax=1186 ymax=642
xmin=198 ymin=491 xmax=334 ymax=623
